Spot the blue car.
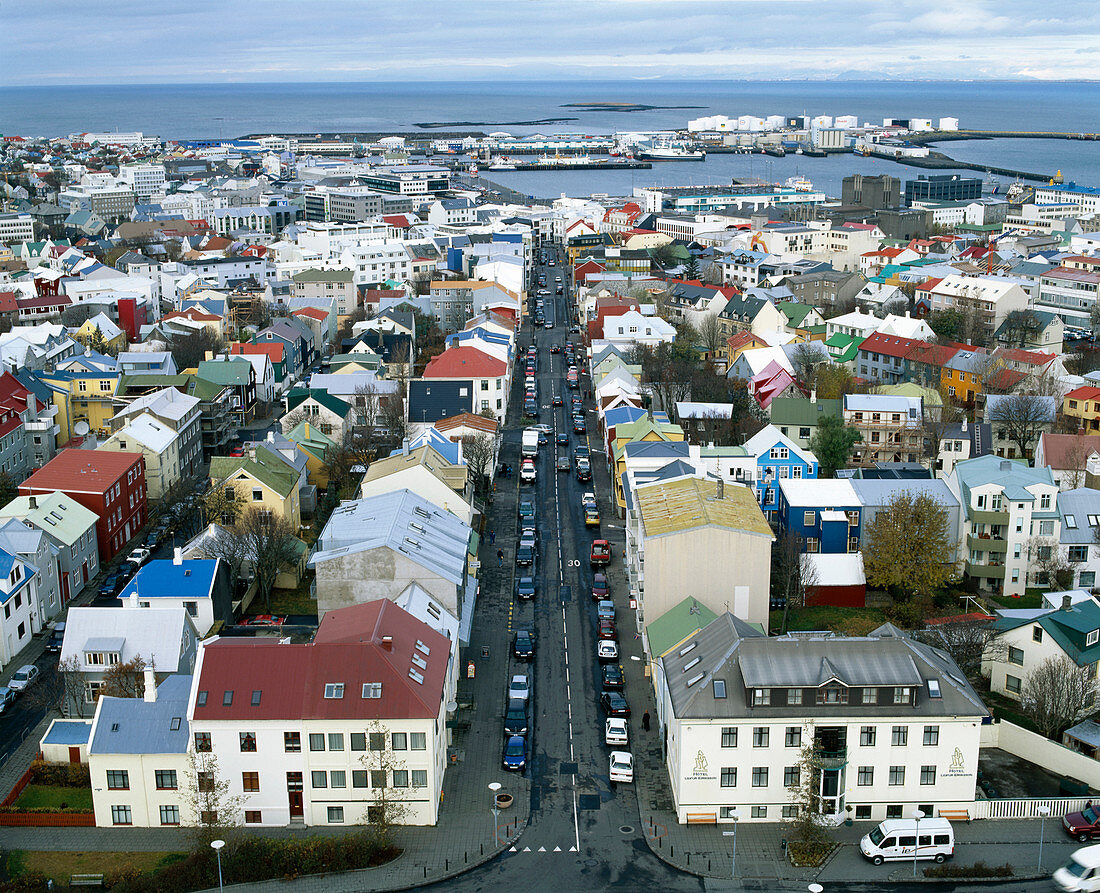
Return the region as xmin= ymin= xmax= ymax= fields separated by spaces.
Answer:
xmin=502 ymin=734 xmax=528 ymax=771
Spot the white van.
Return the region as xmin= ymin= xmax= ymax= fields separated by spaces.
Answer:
xmin=1055 ymin=844 xmax=1100 ymax=891
xmin=859 ymin=817 xmax=954 ymax=865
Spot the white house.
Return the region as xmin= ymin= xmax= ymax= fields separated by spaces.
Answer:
xmin=119 ymin=554 xmax=230 ymax=637
xmin=0 ymin=545 xmax=41 ymax=671
xmin=100 ymin=413 xmax=181 ymax=502
xmin=595 ymin=309 xmax=676 ymax=349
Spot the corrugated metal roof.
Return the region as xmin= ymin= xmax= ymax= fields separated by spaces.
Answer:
xmin=637 ymin=477 xmax=772 ymax=538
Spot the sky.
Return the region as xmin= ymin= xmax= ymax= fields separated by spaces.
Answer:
xmin=3 ymin=0 xmax=1100 ymax=86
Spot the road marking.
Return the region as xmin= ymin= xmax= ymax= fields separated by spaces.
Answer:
xmin=572 ymin=788 xmax=581 ymax=851
xmin=553 ymin=845 xmax=562 ymax=852
xmin=538 ymin=846 xmax=546 ymax=852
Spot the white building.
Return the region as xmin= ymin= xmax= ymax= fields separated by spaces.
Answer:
xmin=657 ymin=619 xmax=986 ymax=825
xmin=0 ymin=213 xmax=36 ymax=246
xmin=0 ymin=544 xmax=41 ymax=671
xmin=116 ymin=164 xmax=167 ymax=202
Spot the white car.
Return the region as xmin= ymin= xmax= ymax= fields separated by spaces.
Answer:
xmin=508 ymin=674 xmax=530 ymax=702
xmin=521 ymin=462 xmax=537 ymax=483
xmin=609 ymin=751 xmax=634 ymax=783
xmin=597 ymin=639 xmax=619 ymax=662
xmin=605 ymin=717 xmax=629 ymax=747
xmin=8 ymin=664 xmax=39 ymax=692
xmin=126 ymin=547 xmax=151 ymax=568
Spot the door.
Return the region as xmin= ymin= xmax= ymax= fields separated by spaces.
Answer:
xmin=286 ymin=772 xmax=304 ymax=818
xmin=82 ymin=561 xmax=89 ymax=584
xmin=68 ymin=746 xmax=81 ymax=764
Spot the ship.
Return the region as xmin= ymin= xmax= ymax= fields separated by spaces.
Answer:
xmin=784 ymin=176 xmax=814 ymax=192
xmin=488 ymin=157 xmax=517 ymax=170
xmin=635 ymin=140 xmax=706 ymax=161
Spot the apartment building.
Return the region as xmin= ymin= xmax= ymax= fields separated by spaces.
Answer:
xmin=924 ymin=276 xmax=1028 ymax=344
xmin=116 ymin=164 xmax=166 ymax=202
xmin=843 ymin=394 xmax=923 ymax=467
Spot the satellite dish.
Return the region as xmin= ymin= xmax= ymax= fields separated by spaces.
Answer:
xmin=74 ymin=420 xmax=91 ymax=437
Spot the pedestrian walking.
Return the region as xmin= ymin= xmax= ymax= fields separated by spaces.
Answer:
xmin=489 ymin=529 xmax=496 ymax=545
xmin=642 ymin=710 xmax=651 ymax=732
xmin=497 ymin=549 xmax=504 ymax=567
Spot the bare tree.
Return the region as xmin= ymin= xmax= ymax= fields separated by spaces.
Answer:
xmin=784 ymin=739 xmax=837 ymax=863
xmin=915 ymin=617 xmax=1005 ymax=682
xmin=919 ymin=396 xmax=963 ymax=466
xmin=101 ymin=655 xmax=148 ymax=699
xmin=169 ymin=327 xmax=226 ymax=371
xmin=791 ymin=342 xmax=825 ymax=384
xmin=1023 ymin=655 xmax=1098 ymax=739
xmin=1028 ymin=536 xmax=1075 ymax=591
xmin=696 ymin=312 xmax=725 ymax=358
xmin=235 ymin=508 xmax=300 ymax=610
xmin=202 ymin=482 xmax=241 ymax=528
xmin=773 ymin=533 xmax=819 ymax=634
xmin=461 ymin=433 xmax=497 ymax=495
xmin=701 ymin=262 xmax=725 ymax=286
xmin=1062 ymin=435 xmax=1095 ymax=490
xmin=360 ymin=719 xmax=411 ymax=844
xmin=988 ymin=392 xmax=1053 ymax=461
xmin=195 ymin=521 xmax=250 ymax=596
xmin=185 ymin=748 xmax=244 ymax=844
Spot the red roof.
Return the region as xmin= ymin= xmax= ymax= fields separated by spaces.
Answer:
xmin=292 ymin=306 xmax=329 ymax=322
xmin=0 ymin=292 xmax=18 ymax=313
xmin=998 ymin=347 xmax=1055 ymax=367
xmin=749 ymin=361 xmax=800 ymax=409
xmin=423 ymin=345 xmax=506 ymax=379
xmin=231 ymin=342 xmax=285 ymax=362
xmin=164 ymin=308 xmax=220 ymax=323
xmin=193 ymin=600 xmax=449 ymax=721
xmin=905 ymin=341 xmax=960 ymax=367
xmin=858 ymin=332 xmax=921 ymax=359
xmin=435 ymin=412 xmax=499 ymax=436
xmin=726 ymin=330 xmax=766 ymax=352
xmin=1038 ymin=432 xmax=1100 ymax=469
xmin=16 ymin=294 xmax=71 ymax=309
xmin=20 ymin=448 xmax=143 ymax=495
xmin=1066 ymin=386 xmax=1100 ymax=402
xmin=382 ymin=215 xmax=412 ymax=229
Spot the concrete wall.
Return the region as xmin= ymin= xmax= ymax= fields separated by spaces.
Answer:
xmin=314 ymin=546 xmax=458 ymax=620
xmin=981 ymin=718 xmax=1100 ymax=790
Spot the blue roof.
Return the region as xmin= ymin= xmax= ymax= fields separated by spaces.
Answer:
xmin=391 ymin=426 xmax=461 ymax=466
xmin=120 ymin=558 xmax=218 ymax=602
xmin=43 ymin=720 xmax=91 ymax=746
xmin=604 ymin=406 xmax=647 ymax=428
xmin=90 ymin=675 xmax=193 ymax=755
xmin=953 ymin=454 xmax=1055 ymax=504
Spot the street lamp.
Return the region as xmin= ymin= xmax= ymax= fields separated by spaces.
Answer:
xmin=210 ymin=839 xmax=225 ymax=893
xmin=1037 ymin=805 xmax=1051 ymax=871
xmin=488 ymin=782 xmax=502 ymax=845
xmin=722 ymin=808 xmax=740 ymax=880
xmin=912 ymin=809 xmax=925 ymax=877
xmin=809 ymin=885 xmax=824 ymax=893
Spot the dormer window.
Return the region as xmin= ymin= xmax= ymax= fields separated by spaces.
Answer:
xmin=893 ymin=687 xmax=911 ymax=705
xmin=817 ymin=685 xmax=848 ymax=705
xmin=753 ymin=688 xmax=770 ymax=706
xmin=324 ymin=683 xmax=344 ymax=699
xmin=1088 ymin=630 xmax=1099 ymax=647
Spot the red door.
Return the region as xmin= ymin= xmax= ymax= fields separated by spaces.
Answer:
xmin=286 ymin=772 xmax=304 ymax=818
xmin=68 ymin=747 xmax=81 ymax=764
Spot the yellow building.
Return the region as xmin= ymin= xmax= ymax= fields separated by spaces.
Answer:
xmin=38 ymin=369 xmax=120 ymax=444
xmin=74 ymin=313 xmax=127 ymax=355
xmin=1064 ymin=386 xmax=1100 ymax=432
xmin=209 ymin=444 xmax=302 ymax=530
xmin=609 ymin=416 xmax=686 ymax=513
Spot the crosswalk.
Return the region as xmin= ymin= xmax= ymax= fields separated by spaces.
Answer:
xmin=508 ymin=845 xmax=578 ymax=853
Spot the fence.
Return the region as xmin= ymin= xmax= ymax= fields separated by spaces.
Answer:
xmin=972 ymin=797 xmax=1094 ymax=820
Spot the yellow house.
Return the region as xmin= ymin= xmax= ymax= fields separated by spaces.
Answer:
xmin=609 ymin=416 xmax=686 ymax=513
xmin=284 ymin=420 xmax=337 ymax=489
xmin=38 ymin=369 xmax=120 ymax=444
xmin=1064 ymin=386 xmax=1100 ymax=432
xmin=74 ymin=313 xmax=127 ymax=355
xmin=209 ymin=444 xmax=302 ymax=530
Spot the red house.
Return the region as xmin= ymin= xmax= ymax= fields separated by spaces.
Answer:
xmin=19 ymin=449 xmax=147 ymax=560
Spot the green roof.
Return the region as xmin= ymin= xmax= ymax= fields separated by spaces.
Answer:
xmin=768 ymin=396 xmax=843 ymax=427
xmin=292 ymin=268 xmax=353 ymax=283
xmin=646 ymin=597 xmax=719 ymax=658
xmin=116 ymin=373 xmax=192 ymax=396
xmin=998 ymin=600 xmax=1100 ymax=667
xmin=777 ymin=301 xmax=814 ymax=327
xmin=210 ymin=445 xmax=298 ymax=499
xmin=285 ymin=419 xmax=338 ymax=456
xmin=286 ymin=388 xmax=353 ymax=419
xmin=196 ymin=357 xmax=253 ymax=386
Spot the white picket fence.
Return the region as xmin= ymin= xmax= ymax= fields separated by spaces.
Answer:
xmin=972 ymin=797 xmax=1093 ymax=820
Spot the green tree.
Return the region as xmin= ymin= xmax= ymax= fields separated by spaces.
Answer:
xmin=682 ymin=254 xmax=700 ymax=280
xmin=808 ymin=415 xmax=862 ymax=478
xmin=0 ymin=470 xmax=17 ymax=507
xmin=863 ymin=491 xmax=958 ymax=601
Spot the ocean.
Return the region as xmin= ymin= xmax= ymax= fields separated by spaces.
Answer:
xmin=2 ymin=79 xmax=1098 ymax=197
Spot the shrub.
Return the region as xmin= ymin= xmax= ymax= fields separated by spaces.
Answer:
xmin=0 ymin=870 xmax=50 ymax=892
xmin=29 ymin=760 xmax=91 ymax=788
xmin=924 ymin=861 xmax=1014 ymax=878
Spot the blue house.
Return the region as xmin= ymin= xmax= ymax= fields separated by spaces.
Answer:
xmin=119 ymin=557 xmax=232 ymax=635
xmin=777 ymin=478 xmax=861 ymax=553
xmin=742 ymin=424 xmax=819 ymax=519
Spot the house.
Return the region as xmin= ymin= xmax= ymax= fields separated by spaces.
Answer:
xmin=308 ymin=489 xmax=475 ymax=635
xmin=74 ymin=313 xmax=127 ymax=354
xmin=35 ymin=367 xmax=119 ymax=444
xmin=0 ymin=491 xmax=99 ymax=603
xmin=717 ymin=291 xmax=787 ymax=340
xmin=422 ymin=346 xmax=509 ymax=423
xmin=231 ymin=342 xmax=288 ymax=390
xmin=945 ymin=455 xmax=1059 ymax=597
xmin=844 ymin=394 xmax=924 ymax=468
xmin=777 ymin=478 xmax=862 ymax=554
xmin=741 ymin=425 xmax=820 ymax=520
xmin=185 ymin=598 xmax=456 ymax=826
xmin=933 ymin=417 xmax=992 ymax=479
xmin=801 ymin=552 xmax=868 ymax=607
xmin=1063 ymin=386 xmax=1100 ymax=433
xmin=406 ymin=379 xmax=474 ymax=431
xmin=994 ymin=308 xmax=1064 ymax=355
xmin=19 ymin=449 xmax=147 ymax=560
xmin=290 ymin=306 xmax=332 ymax=356
xmin=849 ymin=478 xmax=963 ymax=566
xmin=99 ymin=413 xmax=180 ymax=502
xmin=283 ymin=421 xmax=337 ymax=489
xmin=358 ymin=444 xmax=471 ymax=524
xmin=626 ymin=477 xmax=773 ymax=638
xmin=924 ymin=275 xmax=1029 ymax=344
xmin=767 ymin=396 xmax=843 ymax=450
xmin=1036 ymin=433 xmax=1100 ymax=491
xmin=1056 ymin=489 xmax=1100 ymax=591
xmin=283 ymin=389 xmax=354 ymax=443
xmin=655 ymin=620 xmax=987 ymax=824
xmin=134 ymin=543 xmax=221 ymax=615
xmin=985 ymin=595 xmax=1100 ymax=701
xmin=116 ymin=352 xmax=177 ymax=377
xmin=0 ymin=544 xmax=41 ymax=671
xmin=292 ymin=267 xmax=357 ymax=318
xmin=594 ymin=309 xmax=676 ymax=349
xmin=749 ymin=361 xmax=803 ymax=411
xmin=0 ymin=516 xmax=61 ymax=626
xmin=108 ymin=387 xmax=203 ymax=482
xmin=195 ymin=357 xmax=257 ymax=429
xmin=982 ymin=394 xmax=1057 ymax=461
xmin=209 ymin=444 xmax=302 ymax=530
xmin=60 ymin=603 xmax=199 ymax=716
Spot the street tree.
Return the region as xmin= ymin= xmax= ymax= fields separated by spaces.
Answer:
xmin=808 ymin=415 xmax=862 ymax=478
xmin=919 ymin=396 xmax=963 ymax=465
xmin=235 ymin=507 xmax=300 ymax=611
xmin=696 ymin=312 xmax=725 ymax=358
xmin=0 ymin=471 xmax=17 ymax=508
xmin=1061 ymin=435 xmax=1096 ymax=490
xmin=1022 ymin=655 xmax=1098 ymax=739
xmin=988 ymin=392 xmax=1053 ymax=460
xmin=863 ymin=491 xmax=958 ymax=601
xmin=202 ymin=482 xmax=241 ymax=528
xmin=360 ymin=719 xmax=411 ymax=843
xmin=185 ymin=748 xmax=244 ymax=846
xmin=791 ymin=342 xmax=825 ymax=384
xmin=169 ymin=327 xmax=226 ymax=370
xmin=784 ymin=740 xmax=837 ymax=864
xmin=773 ymin=532 xmax=819 ymax=634
xmin=812 ymin=363 xmax=857 ymax=400
xmin=1028 ymin=536 xmax=1075 ymax=591
xmin=461 ymin=433 xmax=497 ymax=495
xmin=915 ymin=616 xmax=1005 ymax=682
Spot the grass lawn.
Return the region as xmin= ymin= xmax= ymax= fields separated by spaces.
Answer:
xmin=6 ymin=850 xmax=184 ymax=884
xmin=986 ymin=587 xmax=1044 ymax=610
xmin=771 ymin=605 xmax=888 ymax=635
xmin=267 ymin=576 xmax=317 ymax=616
xmin=14 ymin=784 xmax=93 ymax=811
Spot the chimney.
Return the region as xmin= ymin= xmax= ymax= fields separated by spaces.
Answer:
xmin=143 ymin=666 xmax=157 ymax=703
xmin=129 ymin=590 xmax=139 ymax=608
xmin=402 ymin=438 xmax=410 ymax=456
xmin=1000 ymin=460 xmax=1012 ymax=472
xmin=28 ymin=495 xmax=37 ymax=509
xmin=716 ymin=478 xmax=725 ymax=499
xmin=173 ymin=546 xmax=183 ymax=566
xmin=961 ymin=416 xmax=968 ymax=433
xmin=25 ymin=393 xmax=37 ymax=421
xmin=381 ymin=635 xmax=393 ymax=650
xmin=810 ymin=387 xmax=817 ymax=404
xmin=1063 ymin=594 xmax=1074 ymax=612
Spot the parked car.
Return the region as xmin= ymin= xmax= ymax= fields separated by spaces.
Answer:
xmin=591 ymin=573 xmax=609 ymax=600
xmin=591 ymin=540 xmax=612 ymax=566
xmin=45 ymin=622 xmax=66 ymax=653
xmin=605 ymin=717 xmax=628 ymax=746
xmin=576 ymin=462 xmax=591 ymax=483
xmin=600 ymin=690 xmax=630 ymax=718
xmin=596 ymin=599 xmax=615 ymax=620
xmin=125 ymin=547 xmax=151 ymax=568
xmin=518 ymin=499 xmax=536 ymax=523
xmin=8 ymin=664 xmax=39 ymax=693
xmin=245 ymin=615 xmax=286 ymax=627
xmin=516 ymin=541 xmax=536 ymax=567
xmin=515 ymin=576 xmax=536 ymax=600
xmin=1065 ymin=806 xmax=1100 ymax=842
xmin=520 ymin=461 xmax=537 ymax=484
xmin=609 ymin=751 xmax=633 ymax=783
xmin=584 ymin=507 xmax=600 ymax=527
xmin=597 ymin=639 xmax=619 ymax=662
xmin=98 ymin=572 xmax=127 ymax=598
xmin=514 ymin=630 xmax=535 ymax=661
xmin=598 ymin=619 xmax=617 ymax=642
xmin=508 ymin=674 xmax=530 ymax=702
xmin=504 ymin=699 xmax=529 ymax=737
xmin=574 ymin=444 xmax=590 ymax=459
xmin=502 ymin=734 xmax=528 ymax=772
xmin=573 ymin=416 xmax=587 ymax=435
xmin=0 ymin=687 xmax=15 ymax=714
xmin=601 ymin=663 xmax=624 ymax=690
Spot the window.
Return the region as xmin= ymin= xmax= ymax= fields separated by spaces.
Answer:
xmin=331 ymin=771 xmax=346 ymax=789
xmin=311 ymin=771 xmax=327 ymax=789
xmin=1066 ymin=514 xmax=1079 ymax=529
xmin=751 ymin=767 xmax=768 ymax=787
xmin=753 ymin=688 xmax=770 ymax=706
xmin=371 ymin=771 xmax=387 ymax=788
xmin=412 ymin=769 xmax=428 ymax=788
xmin=352 ymin=770 xmax=369 ymax=788
xmin=324 ymin=683 xmax=345 ymax=699
xmin=721 ymin=727 xmax=737 ymax=748
xmin=1040 ymin=520 xmax=1054 ymax=536
xmin=245 ymin=810 xmax=262 ymax=823
xmin=194 ymin=732 xmax=212 ymax=752
xmin=309 ymin=733 xmax=325 ymax=752
xmin=155 ymin=769 xmax=177 ymax=790
xmin=818 ymin=686 xmax=847 ymax=705
xmin=753 ymin=727 xmax=769 ymax=747
xmin=803 ymin=511 xmax=816 ymax=526
xmin=198 ymin=772 xmax=215 ymax=793
xmin=1090 ymin=630 xmax=1100 ymax=647
xmin=785 ymin=727 xmax=801 ymax=748
xmin=242 ymin=772 xmax=260 ymax=792
xmin=782 ymin=805 xmax=799 ymax=819
xmin=805 ymin=537 xmax=820 ymax=553
xmin=891 ymin=726 xmax=908 ymax=746
xmin=252 ymin=488 xmax=263 ymax=502
xmin=111 ymin=805 xmax=133 ymax=825
xmin=106 ymin=770 xmax=129 ymax=790
xmin=923 ymin=724 xmax=940 ymax=746
xmin=889 ymin=766 xmax=905 ymax=786
xmin=1008 ymin=646 xmax=1024 ymax=666
xmin=860 ymin=726 xmax=876 ymax=747
xmin=328 ymin=806 xmax=344 ymax=823
xmin=720 ymin=767 xmax=736 ymax=787
xmin=1033 ymin=626 xmax=1044 ymax=643
xmin=393 ymin=770 xmax=409 ymax=788
xmin=391 ymin=732 xmax=407 ymax=751
xmin=862 ymin=688 xmax=877 ymax=705
xmin=240 ymin=732 xmax=257 ymax=752
xmin=788 ymin=688 xmax=802 ymax=706
xmin=1006 ymin=674 xmax=1022 ymax=694
xmin=328 ymin=733 xmax=344 ymax=752
xmin=410 ymin=732 xmax=427 ymax=751
xmin=893 ymin=687 xmax=910 ymax=705
xmin=370 ymin=732 xmax=386 ymax=751
xmin=284 ymin=732 xmax=301 ymax=752
xmin=160 ymin=805 xmax=180 ymax=825
xmin=751 ymin=806 xmax=768 ymax=818
xmin=351 ymin=732 xmax=366 ymax=751
xmin=1071 ymin=545 xmax=1092 ymax=563
xmin=185 ymin=601 xmax=198 ymax=618
xmin=783 ymin=766 xmax=800 ymax=787
xmin=921 ymin=765 xmax=936 ymax=785
xmin=886 ymin=804 xmax=904 ymax=819
xmin=857 ymin=766 xmax=874 ymax=786
xmin=1041 ymin=493 xmax=1052 ymax=510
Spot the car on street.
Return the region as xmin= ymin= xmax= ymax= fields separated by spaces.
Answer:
xmin=552 ymin=394 xmax=563 ymax=406
xmin=520 ymin=461 xmax=537 ymax=483
xmin=574 ymin=444 xmax=590 ymax=459
xmin=1064 ymin=806 xmax=1100 ymax=841
xmin=8 ymin=664 xmax=40 ymax=693
xmin=581 ymin=491 xmax=596 ymax=507
xmin=516 ymin=541 xmax=535 ymax=566
xmin=125 ymin=547 xmax=151 ymax=568
xmin=550 ymin=344 xmax=561 ymax=354
xmin=600 ymin=690 xmax=630 ymax=718
xmin=0 ymin=687 xmax=15 ymax=714
xmin=584 ymin=507 xmax=600 ymax=527
xmin=609 ymin=751 xmax=633 ymax=783
xmin=518 ymin=499 xmax=536 ymax=522
xmin=601 ymin=663 xmax=624 ymax=690
xmin=557 ymin=455 xmax=571 ymax=472
xmin=504 ymin=698 xmax=529 ymax=737
xmin=556 ymin=432 xmax=568 ymax=446
xmin=573 ymin=417 xmax=586 ymax=435
xmin=509 ymin=674 xmax=530 ymax=702
xmin=598 ymin=619 xmax=617 ymax=642
xmin=515 ymin=576 xmax=536 ymax=600
xmin=98 ymin=571 xmax=127 ymax=598
xmin=597 ymin=639 xmax=619 ymax=662
xmin=605 ymin=717 xmax=628 ymax=746
xmin=45 ymin=622 xmax=66 ymax=653
xmin=513 ymin=630 xmax=535 ymax=661
xmin=245 ymin=615 xmax=286 ymax=627
xmin=596 ymin=599 xmax=615 ymax=620
xmin=576 ymin=458 xmax=591 ymax=482
xmin=591 ymin=540 xmax=612 ymax=566
xmin=591 ymin=573 xmax=609 ymax=600
xmin=502 ymin=734 xmax=528 ymax=772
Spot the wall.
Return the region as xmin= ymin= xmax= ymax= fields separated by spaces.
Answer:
xmin=314 ymin=547 xmax=458 ymax=621
xmin=981 ymin=718 xmax=1100 ymax=790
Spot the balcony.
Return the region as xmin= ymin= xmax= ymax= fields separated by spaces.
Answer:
xmin=965 ymin=560 xmax=1006 ymax=579
xmin=813 ymin=747 xmax=848 ymax=770
xmin=971 ymin=509 xmax=1010 ymax=525
xmin=967 ymin=534 xmax=1008 ymax=553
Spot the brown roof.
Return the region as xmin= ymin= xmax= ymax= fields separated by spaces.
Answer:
xmin=1038 ymin=432 xmax=1100 ymax=469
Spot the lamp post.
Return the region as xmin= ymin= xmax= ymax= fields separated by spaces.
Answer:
xmin=488 ymin=782 xmax=502 ymax=845
xmin=809 ymin=885 xmax=824 ymax=893
xmin=210 ymin=839 xmax=225 ymax=893
xmin=722 ymin=808 xmax=741 ymax=880
xmin=1037 ymin=805 xmax=1051 ymax=871
xmin=912 ymin=809 xmax=925 ymax=877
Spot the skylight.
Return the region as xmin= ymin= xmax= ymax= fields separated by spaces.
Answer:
xmin=170 ymin=717 xmax=182 ymax=731
xmin=686 ymin=673 xmax=705 ymax=687
xmin=362 ymin=682 xmax=382 ymax=699
xmin=683 ymin=657 xmax=700 ymax=672
xmin=251 ymin=690 xmax=262 ymax=706
xmin=222 ymin=690 xmax=233 ymax=706
xmin=196 ymin=691 xmax=208 ymax=707
xmin=713 ymin=680 xmax=727 ymax=699
xmin=415 ymin=640 xmax=431 ymax=656
xmin=409 ymin=668 xmax=425 ymax=685
xmin=678 ymin=642 xmax=697 ymax=657
xmin=927 ymin=679 xmax=942 ymax=699
xmin=323 ymin=683 xmax=344 ymax=699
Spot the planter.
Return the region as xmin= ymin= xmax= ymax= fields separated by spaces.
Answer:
xmin=496 ymin=793 xmax=514 ymax=809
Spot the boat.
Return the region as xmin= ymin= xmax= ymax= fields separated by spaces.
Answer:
xmin=853 ymin=143 xmax=872 ymax=157
xmin=488 ymin=157 xmax=517 ymax=170
xmin=785 ymin=176 xmax=814 ymax=192
xmin=635 ymin=140 xmax=706 ymax=161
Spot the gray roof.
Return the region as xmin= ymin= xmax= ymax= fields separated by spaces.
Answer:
xmin=89 ymin=674 xmax=192 ymax=755
xmin=848 ymin=478 xmax=959 ymax=511
xmin=1065 ymin=719 xmax=1100 ymax=748
xmin=1058 ymin=488 xmax=1100 ymax=545
xmin=985 ymin=393 xmax=1057 ymax=423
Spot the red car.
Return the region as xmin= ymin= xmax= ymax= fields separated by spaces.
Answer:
xmin=591 ymin=573 xmax=609 ymax=600
xmin=246 ymin=614 xmax=286 ymax=627
xmin=598 ymin=619 xmax=617 ymax=642
xmin=590 ymin=540 xmax=612 ymax=567
xmin=1064 ymin=805 xmax=1100 ymax=841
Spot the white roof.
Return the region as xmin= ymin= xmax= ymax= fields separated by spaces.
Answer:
xmin=114 ymin=386 xmax=199 ymax=424
xmin=116 ymin=413 xmax=178 ymax=453
xmin=738 ymin=346 xmax=793 ymax=377
xmin=61 ymin=606 xmax=195 ymax=672
xmin=803 ymin=552 xmax=865 ymax=586
xmin=778 ymin=477 xmax=859 ymax=506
